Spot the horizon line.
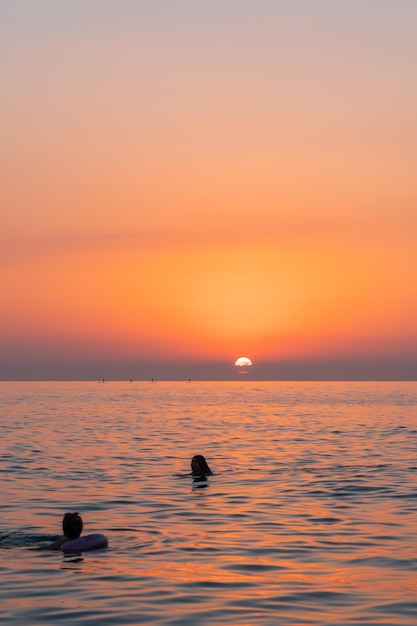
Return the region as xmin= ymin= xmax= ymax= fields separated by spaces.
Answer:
xmin=1 ymin=378 xmax=416 ymax=383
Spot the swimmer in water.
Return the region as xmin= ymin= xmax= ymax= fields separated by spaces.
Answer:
xmin=41 ymin=512 xmax=83 ymax=550
xmin=191 ymin=455 xmax=213 ymax=477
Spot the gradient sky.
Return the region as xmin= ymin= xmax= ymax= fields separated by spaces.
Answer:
xmin=1 ymin=1 xmax=417 ymax=380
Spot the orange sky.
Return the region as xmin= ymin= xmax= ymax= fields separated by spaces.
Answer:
xmin=1 ymin=1 xmax=417 ymax=379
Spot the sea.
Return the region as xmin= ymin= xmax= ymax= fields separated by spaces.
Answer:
xmin=1 ymin=381 xmax=416 ymax=625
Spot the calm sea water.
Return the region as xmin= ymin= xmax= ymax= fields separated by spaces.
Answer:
xmin=1 ymin=381 xmax=417 ymax=625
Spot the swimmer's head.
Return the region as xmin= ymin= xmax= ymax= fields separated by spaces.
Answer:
xmin=62 ymin=512 xmax=83 ymax=539
xmin=191 ymin=455 xmax=212 ymax=476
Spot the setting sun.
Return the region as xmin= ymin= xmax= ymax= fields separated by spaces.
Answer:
xmin=234 ymin=357 xmax=253 ymax=374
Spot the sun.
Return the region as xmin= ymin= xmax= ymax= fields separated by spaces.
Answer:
xmin=234 ymin=357 xmax=253 ymax=374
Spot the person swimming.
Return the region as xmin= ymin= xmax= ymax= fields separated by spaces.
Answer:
xmin=191 ymin=455 xmax=213 ymax=477
xmin=41 ymin=512 xmax=83 ymax=550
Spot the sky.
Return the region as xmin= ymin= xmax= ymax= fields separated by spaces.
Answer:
xmin=1 ymin=0 xmax=417 ymax=380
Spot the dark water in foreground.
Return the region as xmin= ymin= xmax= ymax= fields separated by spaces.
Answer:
xmin=1 ymin=381 xmax=417 ymax=625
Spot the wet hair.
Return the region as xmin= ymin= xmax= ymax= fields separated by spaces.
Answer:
xmin=62 ymin=512 xmax=83 ymax=539
xmin=191 ymin=455 xmax=212 ymax=476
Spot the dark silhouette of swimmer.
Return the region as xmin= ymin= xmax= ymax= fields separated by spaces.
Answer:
xmin=41 ymin=512 xmax=83 ymax=550
xmin=191 ymin=455 xmax=213 ymax=477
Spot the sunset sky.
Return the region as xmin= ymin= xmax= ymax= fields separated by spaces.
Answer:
xmin=1 ymin=1 xmax=417 ymax=380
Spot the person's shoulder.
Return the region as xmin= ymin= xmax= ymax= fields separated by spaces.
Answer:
xmin=40 ymin=536 xmax=68 ymax=550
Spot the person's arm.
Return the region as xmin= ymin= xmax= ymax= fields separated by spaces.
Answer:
xmin=38 ymin=536 xmax=69 ymax=550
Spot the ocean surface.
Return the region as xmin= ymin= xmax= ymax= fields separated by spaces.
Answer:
xmin=1 ymin=381 xmax=417 ymax=625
